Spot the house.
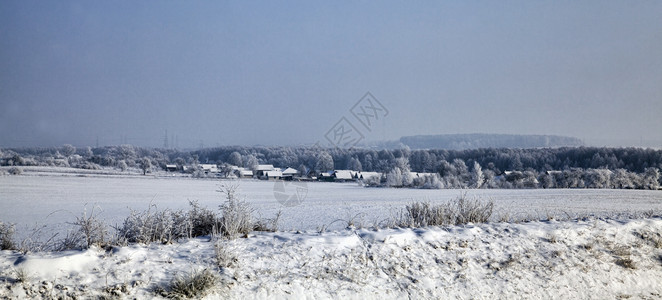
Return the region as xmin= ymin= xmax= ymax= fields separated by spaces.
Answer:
xmin=281 ymin=167 xmax=299 ymax=181
xmin=263 ymin=170 xmax=283 ymax=180
xmin=282 ymin=167 xmax=299 ymax=176
xmin=318 ymin=171 xmax=334 ymax=182
xmin=356 ymin=171 xmax=381 ymax=181
xmin=233 ymin=167 xmax=253 ymax=178
xmin=333 ymin=170 xmax=354 ymax=182
xmin=165 ymin=164 xmax=178 ymax=172
xmin=199 ymin=164 xmax=218 ymax=174
xmin=254 ymin=164 xmax=276 ymax=178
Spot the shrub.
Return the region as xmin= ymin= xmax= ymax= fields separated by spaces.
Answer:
xmin=253 ymin=210 xmax=281 ymax=232
xmin=66 ymin=207 xmax=109 ymax=249
xmin=218 ymin=184 xmax=253 ymax=238
xmin=401 ymin=202 xmax=454 ymax=227
xmin=8 ymin=167 xmax=22 ymax=175
xmin=397 ymin=194 xmax=494 ymax=227
xmin=188 ymin=200 xmax=220 ymax=237
xmin=452 ymin=194 xmax=494 ymax=224
xmin=0 ymin=221 xmax=16 ymax=250
xmin=117 ymin=198 xmax=243 ymax=244
xmin=117 ymin=205 xmax=191 ymax=244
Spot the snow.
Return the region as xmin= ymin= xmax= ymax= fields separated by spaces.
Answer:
xmin=1 ymin=174 xmax=661 ymax=242
xmin=2 ymin=218 xmax=662 ymax=299
xmin=1 ymin=171 xmax=662 ymax=298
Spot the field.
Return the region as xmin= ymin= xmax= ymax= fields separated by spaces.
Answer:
xmin=2 ymin=174 xmax=661 ymax=236
xmin=1 ymin=172 xmax=662 ymax=299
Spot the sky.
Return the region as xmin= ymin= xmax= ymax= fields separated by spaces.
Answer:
xmin=1 ymin=1 xmax=661 ymax=149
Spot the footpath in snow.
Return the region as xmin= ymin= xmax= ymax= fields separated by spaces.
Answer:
xmin=1 ymin=218 xmax=662 ymax=299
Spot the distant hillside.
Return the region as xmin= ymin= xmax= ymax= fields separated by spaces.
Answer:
xmin=398 ymin=134 xmax=584 ymax=150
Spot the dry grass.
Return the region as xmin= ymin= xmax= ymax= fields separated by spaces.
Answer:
xmin=163 ymin=269 xmax=217 ymax=299
xmin=214 ymin=239 xmax=238 ymax=269
xmin=615 ymin=257 xmax=636 ymax=269
xmin=633 ymin=230 xmax=662 ymax=249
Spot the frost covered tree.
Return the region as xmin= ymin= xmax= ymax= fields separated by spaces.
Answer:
xmin=471 ymin=161 xmax=485 ymax=188
xmin=483 ymin=169 xmax=499 ymax=188
xmin=642 ymin=167 xmax=660 ymax=190
xmin=228 ymin=151 xmax=242 ymax=167
xmin=244 ymin=154 xmax=259 ymax=171
xmin=139 ymin=157 xmax=151 ymax=175
xmin=452 ymin=159 xmax=469 ymax=179
xmin=538 ymin=173 xmax=555 ymax=189
xmin=61 ymin=144 xmax=76 ymax=157
xmin=84 ymin=146 xmax=93 ymax=158
xmin=611 ymin=169 xmax=634 ymax=189
xmin=362 ymin=154 xmax=374 ymax=171
xmin=117 ymin=160 xmax=128 ymax=172
xmin=522 ymin=171 xmax=538 ymax=188
xmin=584 ymin=169 xmax=611 ymax=189
xmin=347 ymin=157 xmax=362 ymax=172
xmin=315 ymin=152 xmax=334 ymax=172
xmin=386 ymin=168 xmax=403 ymax=187
xmin=385 ymin=157 xmax=413 ymax=187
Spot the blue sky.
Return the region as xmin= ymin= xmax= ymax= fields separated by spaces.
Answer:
xmin=1 ymin=1 xmax=661 ymax=148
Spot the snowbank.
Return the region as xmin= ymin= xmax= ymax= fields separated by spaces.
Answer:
xmin=1 ymin=218 xmax=661 ymax=299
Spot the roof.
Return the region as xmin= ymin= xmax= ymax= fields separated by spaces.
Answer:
xmin=256 ymin=164 xmax=275 ymax=171
xmin=265 ymin=171 xmax=283 ymax=177
xmin=235 ymin=168 xmax=253 ymax=176
xmin=411 ymin=172 xmax=436 ymax=178
xmin=357 ymin=172 xmax=381 ymax=180
xmin=282 ymin=167 xmax=299 ymax=175
xmin=333 ymin=170 xmax=354 ymax=180
xmin=199 ymin=164 xmax=218 ymax=171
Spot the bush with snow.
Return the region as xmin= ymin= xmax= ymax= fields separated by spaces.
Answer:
xmin=0 ymin=222 xmax=16 ymax=250
xmin=218 ymin=184 xmax=253 ymax=238
xmin=397 ymin=194 xmax=494 ymax=227
xmin=117 ymin=205 xmax=190 ymax=244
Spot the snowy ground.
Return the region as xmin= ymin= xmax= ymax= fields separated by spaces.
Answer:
xmin=2 ymin=172 xmax=662 ymax=242
xmin=1 ymin=170 xmax=662 ymax=298
xmin=1 ymin=218 xmax=662 ymax=299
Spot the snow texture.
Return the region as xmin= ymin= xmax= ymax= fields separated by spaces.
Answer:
xmin=1 ymin=218 xmax=661 ymax=299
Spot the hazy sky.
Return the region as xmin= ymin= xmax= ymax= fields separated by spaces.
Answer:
xmin=1 ymin=1 xmax=661 ymax=148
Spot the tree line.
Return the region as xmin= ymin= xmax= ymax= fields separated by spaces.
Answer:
xmin=1 ymin=145 xmax=660 ymax=190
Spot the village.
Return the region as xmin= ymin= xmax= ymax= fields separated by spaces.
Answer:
xmin=164 ymin=162 xmax=438 ymax=184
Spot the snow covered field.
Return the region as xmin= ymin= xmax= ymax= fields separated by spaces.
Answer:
xmin=1 ymin=174 xmax=661 ymax=239
xmin=1 ymin=172 xmax=662 ymax=299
